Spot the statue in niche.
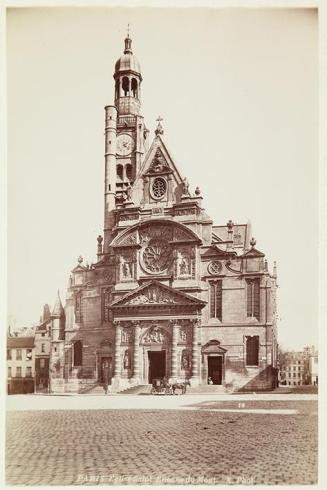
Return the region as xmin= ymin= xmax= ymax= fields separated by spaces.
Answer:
xmin=123 ymin=262 xmax=131 ymax=278
xmin=123 ymin=350 xmax=130 ymax=369
xmin=180 ymin=329 xmax=187 ymax=342
xmin=179 ymin=257 xmax=190 ymax=275
xmin=121 ymin=256 xmax=133 ymax=280
xmin=181 ymin=351 xmax=190 ymax=370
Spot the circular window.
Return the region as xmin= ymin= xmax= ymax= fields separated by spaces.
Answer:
xmin=152 ymin=177 xmax=167 ymax=199
xmin=142 ymin=238 xmax=172 ymax=274
xmin=208 ymin=261 xmax=222 ymax=275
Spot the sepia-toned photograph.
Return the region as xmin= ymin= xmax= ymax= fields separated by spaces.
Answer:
xmin=4 ymin=2 xmax=320 ymax=487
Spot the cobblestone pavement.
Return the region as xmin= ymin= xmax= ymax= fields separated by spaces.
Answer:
xmin=6 ymin=400 xmax=317 ymax=485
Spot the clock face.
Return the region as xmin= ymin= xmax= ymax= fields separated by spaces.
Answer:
xmin=116 ymin=134 xmax=134 ymax=156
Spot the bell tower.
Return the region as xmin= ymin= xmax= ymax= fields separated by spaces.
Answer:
xmin=113 ymin=34 xmax=149 ymax=201
xmin=114 ymin=34 xmax=142 ymax=117
xmin=103 ymin=33 xmax=149 ymax=249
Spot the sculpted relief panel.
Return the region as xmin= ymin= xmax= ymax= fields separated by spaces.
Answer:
xmin=139 ymin=224 xmax=173 ymax=245
xmin=128 ymin=284 xmax=178 ymax=305
xmin=142 ymin=326 xmax=168 ymax=344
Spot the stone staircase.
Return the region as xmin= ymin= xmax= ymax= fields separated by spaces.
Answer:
xmin=117 ymin=384 xmax=152 ymax=395
xmin=237 ymin=366 xmax=275 ymax=392
xmin=80 ymin=384 xmax=106 ymax=395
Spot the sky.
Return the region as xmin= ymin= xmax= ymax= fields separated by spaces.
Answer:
xmin=6 ymin=7 xmax=318 ymax=351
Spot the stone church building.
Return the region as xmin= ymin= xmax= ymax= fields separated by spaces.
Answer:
xmin=49 ymin=35 xmax=278 ymax=393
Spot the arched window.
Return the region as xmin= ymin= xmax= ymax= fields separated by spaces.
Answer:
xmin=131 ymin=78 xmax=138 ymax=98
xmin=117 ymin=164 xmax=123 ymax=181
xmin=73 ymin=341 xmax=83 ymax=367
xmin=126 ymin=164 xmax=132 ymax=181
xmin=115 ymin=79 xmax=119 ymax=99
xmin=246 ymin=336 xmax=259 ymax=366
xmin=122 ymin=76 xmax=129 ymax=96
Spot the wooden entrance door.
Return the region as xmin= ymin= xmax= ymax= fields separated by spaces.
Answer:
xmin=208 ymin=356 xmax=223 ymax=385
xmin=101 ymin=357 xmax=113 ymax=384
xmin=148 ymin=351 xmax=166 ymax=383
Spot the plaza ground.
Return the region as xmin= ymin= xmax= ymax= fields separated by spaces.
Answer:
xmin=6 ymin=393 xmax=318 ymax=486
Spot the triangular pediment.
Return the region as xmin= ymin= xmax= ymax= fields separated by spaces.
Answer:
xmin=138 ymin=135 xmax=184 ymax=183
xmin=146 ymin=147 xmax=172 ymax=175
xmin=241 ymin=247 xmax=265 ymax=258
xmin=111 ymin=280 xmax=206 ymax=309
xmin=131 ymin=135 xmax=187 ymax=207
xmin=202 ymin=340 xmax=227 ymax=354
xmin=71 ymin=264 xmax=87 ymax=273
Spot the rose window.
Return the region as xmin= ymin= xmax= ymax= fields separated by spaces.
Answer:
xmin=152 ymin=177 xmax=167 ymax=199
xmin=208 ymin=261 xmax=222 ymax=275
xmin=142 ymin=238 xmax=171 ymax=273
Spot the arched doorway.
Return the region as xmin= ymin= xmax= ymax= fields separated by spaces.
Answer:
xmin=140 ymin=325 xmax=171 ymax=384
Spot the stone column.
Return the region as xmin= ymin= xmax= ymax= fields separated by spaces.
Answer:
xmin=171 ymin=322 xmax=179 ymax=381
xmin=131 ymin=322 xmax=141 ymax=384
xmin=113 ymin=322 xmax=122 ymax=386
xmin=191 ymin=319 xmax=200 ymax=385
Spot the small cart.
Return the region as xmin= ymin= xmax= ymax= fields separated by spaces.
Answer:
xmin=150 ymin=378 xmax=172 ymax=395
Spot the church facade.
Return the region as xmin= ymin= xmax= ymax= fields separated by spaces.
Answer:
xmin=49 ymin=35 xmax=278 ymax=394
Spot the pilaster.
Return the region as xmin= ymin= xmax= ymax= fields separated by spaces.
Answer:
xmin=131 ymin=322 xmax=141 ymax=383
xmin=191 ymin=319 xmax=200 ymax=385
xmin=170 ymin=322 xmax=179 ymax=381
xmin=112 ymin=322 xmax=122 ymax=384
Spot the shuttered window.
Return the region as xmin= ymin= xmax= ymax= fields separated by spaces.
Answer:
xmin=209 ymin=281 xmax=222 ymax=320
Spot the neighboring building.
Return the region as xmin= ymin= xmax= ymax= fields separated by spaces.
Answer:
xmin=7 ymin=335 xmax=35 ymax=394
xmin=48 ymin=35 xmax=278 ymax=394
xmin=34 ymin=304 xmax=52 ymax=392
xmin=309 ymin=350 xmax=318 ymax=386
xmin=279 ymin=346 xmax=318 ymax=386
xmin=279 ymin=352 xmax=307 ymax=386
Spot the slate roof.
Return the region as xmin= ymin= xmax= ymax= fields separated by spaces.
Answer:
xmin=7 ymin=336 xmax=35 ymax=348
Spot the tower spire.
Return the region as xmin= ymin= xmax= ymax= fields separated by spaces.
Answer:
xmin=124 ymin=25 xmax=132 ymax=54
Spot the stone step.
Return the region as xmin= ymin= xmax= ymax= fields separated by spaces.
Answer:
xmin=83 ymin=384 xmax=107 ymax=395
xmin=117 ymin=384 xmax=152 ymax=395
